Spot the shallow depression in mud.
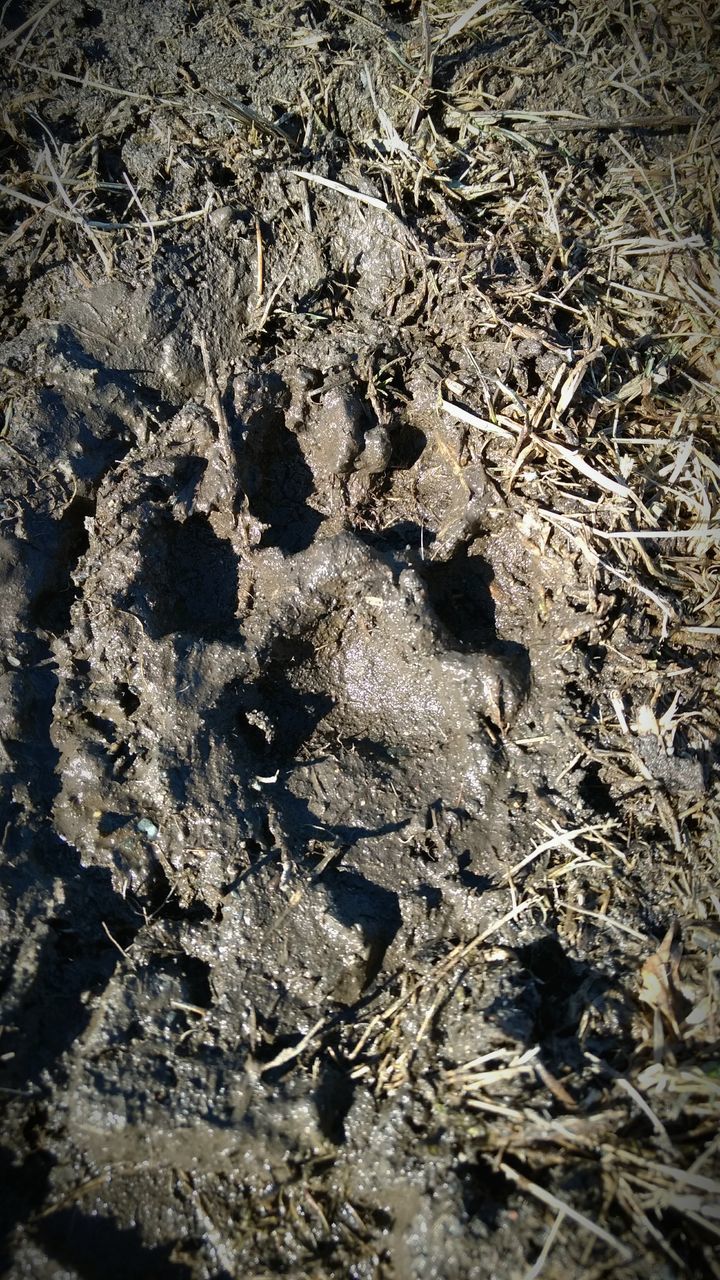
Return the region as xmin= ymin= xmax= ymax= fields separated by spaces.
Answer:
xmin=133 ymin=514 xmax=239 ymax=639
xmin=1 ymin=1 xmax=717 ymax=1276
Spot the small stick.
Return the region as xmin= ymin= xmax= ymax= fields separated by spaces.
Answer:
xmin=258 ymin=1015 xmax=326 ymax=1075
xmin=254 ymin=216 xmax=264 ymax=298
xmin=102 ymin=921 xmax=134 ymax=965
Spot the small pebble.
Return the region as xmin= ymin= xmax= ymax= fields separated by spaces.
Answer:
xmin=209 ymin=204 xmax=241 ymax=230
xmin=136 ymin=817 xmax=158 ymax=839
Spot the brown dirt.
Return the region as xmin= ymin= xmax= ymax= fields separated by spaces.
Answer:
xmin=1 ymin=2 xmax=719 ymax=1277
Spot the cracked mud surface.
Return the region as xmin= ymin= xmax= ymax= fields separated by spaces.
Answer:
xmin=1 ymin=2 xmax=718 ymax=1278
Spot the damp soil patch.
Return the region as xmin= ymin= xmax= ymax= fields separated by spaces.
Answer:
xmin=0 ymin=2 xmax=718 ymax=1278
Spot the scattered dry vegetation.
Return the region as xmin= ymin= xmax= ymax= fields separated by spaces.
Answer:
xmin=1 ymin=0 xmax=719 ymax=1276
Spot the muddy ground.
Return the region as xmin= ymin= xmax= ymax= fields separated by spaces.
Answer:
xmin=1 ymin=1 xmax=719 ymax=1276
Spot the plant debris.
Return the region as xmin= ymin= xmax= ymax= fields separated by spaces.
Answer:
xmin=0 ymin=1 xmax=718 ymax=1277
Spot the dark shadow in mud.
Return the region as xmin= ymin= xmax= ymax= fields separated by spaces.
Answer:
xmin=134 ymin=514 xmax=238 ymax=640
xmin=366 ymin=518 xmax=426 ymax=554
xmin=2 ymin=478 xmax=134 ymax=966
xmin=0 ymin=661 xmax=59 ymax=834
xmin=36 ymin=1209 xmax=192 ymax=1280
xmin=236 ymin=406 xmax=322 ymax=553
xmin=35 ymin=385 xmax=135 ymax=479
xmin=258 ymin=686 xmax=334 ymax=765
xmin=263 ymin=785 xmax=410 ymax=860
xmin=97 ymin=810 xmax=132 ymax=837
xmin=457 ymin=851 xmax=495 ymax=895
xmin=1 ymin=605 xmax=63 ymax=1037
xmin=487 ymin=933 xmax=616 ymax=1076
xmin=379 ymin=0 xmax=415 ymax=23
xmin=202 ymin=663 xmax=335 ymax=772
xmin=146 ymin=952 xmax=213 ymax=1018
xmin=314 ymin=1064 xmax=355 ymax=1143
xmin=421 ymin=547 xmax=496 ymax=649
xmin=460 ymin=1157 xmax=515 ymax=1230
xmin=577 ymin=760 xmax=619 ymax=817
xmin=417 ymin=883 xmax=443 ymax=912
xmin=145 ymin=870 xmax=216 ymax=925
xmin=260 ymin=869 xmax=400 ymax=1086
xmin=343 ymin=735 xmax=406 ymax=771
xmin=516 ymin=935 xmax=586 ymax=1033
xmin=421 ymin=548 xmax=532 ymax=701
xmin=0 ymin=837 xmax=139 ymax=1091
xmin=324 ymin=868 xmax=402 ymax=973
xmin=195 ymin=669 xmax=417 ymax=867
xmin=389 ymin=421 xmax=426 ymax=471
xmin=9 ymin=359 xmax=140 ymax=639
xmin=319 ymin=814 xmax=410 ymax=847
xmin=0 ymin=1145 xmax=53 ymax=1275
xmin=0 ymin=523 xmax=141 ymax=1091
xmin=26 ymin=496 xmax=95 ymax=636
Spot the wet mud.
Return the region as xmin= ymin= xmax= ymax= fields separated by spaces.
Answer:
xmin=1 ymin=1 xmax=718 ymax=1277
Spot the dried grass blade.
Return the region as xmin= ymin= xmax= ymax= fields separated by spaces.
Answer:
xmin=443 ymin=0 xmax=494 ymax=43
xmin=441 ymin=398 xmax=516 ymax=440
xmin=257 ymin=1015 xmax=326 ymax=1075
xmin=16 ymin=58 xmax=178 ymax=106
xmin=462 ymin=108 xmax=696 ymax=132
xmin=209 ymin=92 xmax=296 ymax=148
xmin=42 ymin=145 xmax=112 ymax=274
xmin=0 ymin=0 xmax=61 ymax=50
xmin=504 ymin=823 xmax=610 ymax=880
xmin=499 ymin=1162 xmax=633 ymax=1260
xmin=0 ymin=181 xmax=82 ymax=225
xmin=0 ymin=181 xmax=209 ymax=233
xmin=596 ymin=527 xmax=719 ymax=542
xmin=288 ymin=169 xmax=389 ymax=212
xmin=543 ymin=439 xmax=631 ymax=499
xmin=442 ymin=399 xmax=631 ymax=498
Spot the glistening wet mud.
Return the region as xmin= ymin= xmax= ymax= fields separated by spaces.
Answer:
xmin=1 ymin=1 xmax=717 ymax=1276
xmin=0 ymin=265 xmax=573 ymax=1280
